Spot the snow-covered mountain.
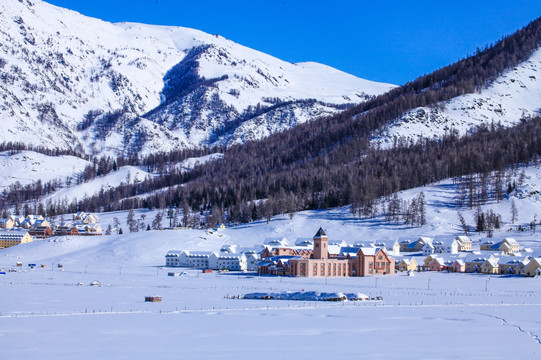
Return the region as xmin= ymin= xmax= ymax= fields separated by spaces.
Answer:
xmin=372 ymin=49 xmax=541 ymax=148
xmin=0 ymin=0 xmax=395 ymax=156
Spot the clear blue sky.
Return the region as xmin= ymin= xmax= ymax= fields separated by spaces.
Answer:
xmin=46 ymin=0 xmax=541 ymax=85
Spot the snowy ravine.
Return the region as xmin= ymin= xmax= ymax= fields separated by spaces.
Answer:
xmin=0 ymin=0 xmax=395 ymax=157
xmin=372 ymin=48 xmax=541 ymax=148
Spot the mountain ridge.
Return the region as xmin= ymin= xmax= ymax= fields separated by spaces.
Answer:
xmin=0 ymin=0 xmax=394 ymax=156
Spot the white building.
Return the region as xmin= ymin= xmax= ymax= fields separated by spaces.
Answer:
xmin=422 ymin=242 xmax=435 ymax=256
xmin=166 ymin=250 xmax=247 ymax=271
xmin=210 ymin=253 xmax=247 ymax=271
xmin=432 ymin=236 xmax=459 ymax=254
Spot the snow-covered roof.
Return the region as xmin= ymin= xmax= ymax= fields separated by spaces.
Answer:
xmin=339 ymin=246 xmax=361 ymax=257
xmin=433 ymin=236 xmax=458 ymax=246
xmin=294 ymin=238 xmax=313 ymax=246
xmin=263 ymin=237 xmax=289 ymax=247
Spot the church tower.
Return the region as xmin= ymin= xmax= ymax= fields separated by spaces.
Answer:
xmin=313 ymin=227 xmax=328 ymax=259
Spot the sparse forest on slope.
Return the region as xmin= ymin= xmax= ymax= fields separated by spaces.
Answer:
xmin=2 ymin=5 xmax=540 ymax=226
xmin=23 ymin=16 xmax=541 ymax=224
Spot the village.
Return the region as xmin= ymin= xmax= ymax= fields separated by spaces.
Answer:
xmin=0 ymin=212 xmax=102 ymax=249
xmin=166 ymin=227 xmax=541 ymax=278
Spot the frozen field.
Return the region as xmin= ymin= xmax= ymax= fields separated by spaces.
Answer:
xmin=1 ymin=261 xmax=541 ymax=359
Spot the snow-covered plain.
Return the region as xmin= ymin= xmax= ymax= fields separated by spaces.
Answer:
xmin=2 ymin=164 xmax=541 ymax=358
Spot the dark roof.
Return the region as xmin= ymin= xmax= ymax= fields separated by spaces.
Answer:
xmin=314 ymin=227 xmax=327 ymax=237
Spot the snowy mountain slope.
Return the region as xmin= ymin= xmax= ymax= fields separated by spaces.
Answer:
xmin=0 ymin=150 xmax=90 ymax=190
xmin=42 ymin=165 xmax=154 ymax=204
xmin=40 ymin=153 xmax=223 ymax=204
xmin=0 ymin=0 xmax=394 ymax=156
xmin=372 ymin=49 xmax=541 ymax=148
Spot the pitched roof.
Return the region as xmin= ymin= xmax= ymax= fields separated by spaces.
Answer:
xmin=315 ymin=227 xmax=327 ymax=237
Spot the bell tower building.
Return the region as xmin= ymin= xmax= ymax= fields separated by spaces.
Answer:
xmin=313 ymin=227 xmax=328 ymax=260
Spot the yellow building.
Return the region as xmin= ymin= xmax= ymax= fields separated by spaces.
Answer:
xmin=0 ymin=218 xmax=15 ymax=229
xmin=0 ymin=230 xmax=33 ymax=249
xmin=397 ymin=258 xmax=417 ymax=272
xmin=523 ymin=258 xmax=541 ymax=277
xmin=481 ymin=258 xmax=499 ymax=274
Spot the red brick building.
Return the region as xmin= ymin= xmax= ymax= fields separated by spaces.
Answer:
xmin=259 ymin=228 xmax=395 ymax=277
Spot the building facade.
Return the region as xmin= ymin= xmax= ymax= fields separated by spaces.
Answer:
xmin=265 ymin=228 xmax=395 ymax=277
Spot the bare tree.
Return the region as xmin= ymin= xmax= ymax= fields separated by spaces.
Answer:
xmin=511 ymin=199 xmax=518 ymax=224
xmin=457 ymin=211 xmax=469 ymax=236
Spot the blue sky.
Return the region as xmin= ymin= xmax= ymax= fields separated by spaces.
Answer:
xmin=46 ymin=0 xmax=541 ymax=85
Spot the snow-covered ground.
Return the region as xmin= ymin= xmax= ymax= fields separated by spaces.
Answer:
xmin=43 ymin=165 xmax=155 ymax=204
xmin=0 ymin=151 xmax=90 ymax=190
xmin=2 ymin=164 xmax=541 ymax=358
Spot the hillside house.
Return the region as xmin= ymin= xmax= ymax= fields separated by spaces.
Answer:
xmin=450 ymin=259 xmax=465 ymax=272
xmin=498 ymin=256 xmax=525 ymax=275
xmin=54 ymin=226 xmax=79 ymax=236
xmin=422 ymin=242 xmax=435 ymax=256
xmin=481 ymin=258 xmax=500 ymax=274
xmin=428 ymin=257 xmax=447 ymax=271
xmin=514 ymin=258 xmax=531 ymax=276
xmin=83 ymin=214 xmax=99 ymax=224
xmin=432 ymin=236 xmax=459 ymax=254
xmin=480 ymin=238 xmax=520 ymax=254
xmin=523 ymin=258 xmax=541 ymax=277
xmin=73 ymin=212 xmax=87 ymax=221
xmin=464 ymin=253 xmax=496 ymax=273
xmin=455 ymin=236 xmax=472 ymax=251
xmin=373 ymin=239 xmax=400 ymax=256
xmin=423 ymin=254 xmax=438 ymax=270
xmin=0 ymin=218 xmax=15 ymax=229
xmin=0 ymin=230 xmax=33 ymax=249
xmin=399 ymin=237 xmax=432 ymax=253
xmin=28 ymin=226 xmax=52 ymax=238
xmin=397 ymin=258 xmax=417 ymax=272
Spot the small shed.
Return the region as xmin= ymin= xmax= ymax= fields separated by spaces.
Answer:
xmin=145 ymin=296 xmax=162 ymax=302
xmin=202 ymin=269 xmax=213 ymax=274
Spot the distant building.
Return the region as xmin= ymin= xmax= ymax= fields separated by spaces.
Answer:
xmin=0 ymin=218 xmax=15 ymax=229
xmin=0 ymin=230 xmax=33 ymax=249
xmin=54 ymin=226 xmax=79 ymax=236
xmin=431 ymin=236 xmax=459 ymax=254
xmin=262 ymin=228 xmax=395 ymax=277
xmin=523 ymin=258 xmax=541 ymax=277
xmin=397 ymin=258 xmax=417 ymax=272
xmin=28 ymin=226 xmax=53 ymax=238
xmin=480 ymin=238 xmax=520 ymax=254
xmin=165 ymin=250 xmax=248 ymax=271
xmin=399 ymin=237 xmax=432 ymax=252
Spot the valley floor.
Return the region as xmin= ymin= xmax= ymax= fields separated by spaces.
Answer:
xmin=1 ymin=265 xmax=540 ymax=359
